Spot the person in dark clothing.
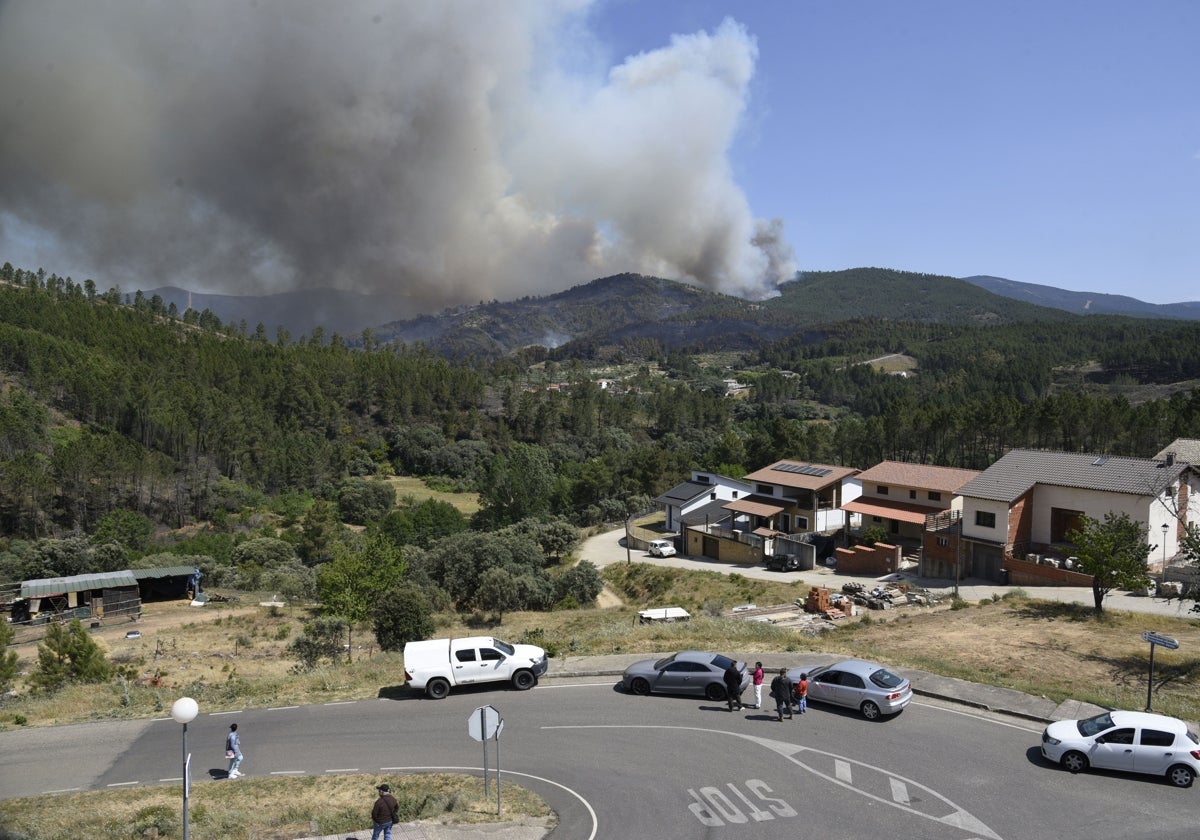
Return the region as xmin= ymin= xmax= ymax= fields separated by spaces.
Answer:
xmin=723 ymin=662 xmax=744 ymax=711
xmin=371 ymin=783 xmax=400 ymax=840
xmin=770 ymin=668 xmax=793 ymax=721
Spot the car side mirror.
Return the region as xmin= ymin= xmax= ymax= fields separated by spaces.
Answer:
xmin=1094 ymin=736 xmax=1105 ymax=744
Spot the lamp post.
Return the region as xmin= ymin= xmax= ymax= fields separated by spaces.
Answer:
xmin=1161 ymin=522 xmax=1169 ymax=588
xmin=170 ymin=697 xmax=199 ymax=840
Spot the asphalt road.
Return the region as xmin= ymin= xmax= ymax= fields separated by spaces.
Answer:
xmin=2 ymin=677 xmax=1197 ymax=840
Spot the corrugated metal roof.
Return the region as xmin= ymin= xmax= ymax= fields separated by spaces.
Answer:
xmin=130 ymin=566 xmax=198 ymax=579
xmin=958 ymin=449 xmax=1186 ymax=503
xmin=22 ymin=571 xmax=138 ymax=598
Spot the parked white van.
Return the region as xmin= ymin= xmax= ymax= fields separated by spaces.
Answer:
xmin=647 ymin=538 xmax=676 ymax=557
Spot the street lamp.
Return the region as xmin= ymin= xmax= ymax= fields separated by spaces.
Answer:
xmin=170 ymin=697 xmax=199 ymax=840
xmin=1161 ymin=522 xmax=1169 ymax=588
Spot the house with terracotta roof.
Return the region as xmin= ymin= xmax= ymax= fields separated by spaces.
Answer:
xmin=843 ymin=461 xmax=980 ymax=544
xmin=954 ymin=449 xmax=1192 ymax=585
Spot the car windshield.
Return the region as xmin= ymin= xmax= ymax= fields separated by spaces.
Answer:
xmin=1076 ymin=712 xmax=1115 ymax=737
xmin=710 ymin=654 xmax=737 ymax=671
xmin=868 ymin=668 xmax=906 ymax=689
xmin=492 ymin=639 xmax=515 ymax=656
xmin=653 ymin=654 xmax=679 ymax=670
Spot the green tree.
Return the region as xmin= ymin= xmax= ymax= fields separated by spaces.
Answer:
xmin=372 ymin=585 xmax=435 ymax=652
xmin=91 ymin=509 xmax=154 ymax=552
xmin=1066 ymin=512 xmax=1153 ymax=612
xmin=475 ymin=443 xmax=554 ymax=528
xmin=29 ymin=619 xmax=114 ymax=692
xmin=476 ymin=567 xmax=520 ymax=622
xmin=0 ymin=619 xmax=18 ymax=693
xmin=288 ymin=616 xmax=347 ymax=670
xmin=318 ymin=534 xmax=407 ymax=622
xmin=554 ymin=560 xmax=602 ymax=608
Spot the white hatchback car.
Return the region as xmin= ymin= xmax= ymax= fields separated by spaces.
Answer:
xmin=1041 ymin=710 xmax=1200 ymax=788
xmin=647 ymin=538 xmax=676 ymax=557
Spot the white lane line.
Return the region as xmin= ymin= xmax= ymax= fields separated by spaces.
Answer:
xmin=834 ymin=759 xmax=853 ymax=783
xmin=106 ymin=781 xmax=139 ymax=788
xmin=269 ymin=770 xmax=307 ymax=776
xmin=327 ymin=768 xmax=360 ymax=773
xmin=210 ymin=710 xmax=243 ymax=716
xmin=161 ymin=777 xmax=183 ymax=783
xmin=44 ymin=788 xmax=81 ymax=794
xmin=267 ymin=705 xmax=300 ymax=711
xmin=324 ymin=701 xmax=357 ymax=706
xmin=890 ymin=778 xmax=910 ymax=804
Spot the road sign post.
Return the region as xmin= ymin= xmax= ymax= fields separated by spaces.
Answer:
xmin=468 ymin=705 xmax=504 ymax=810
xmin=1142 ymin=631 xmax=1180 ymax=712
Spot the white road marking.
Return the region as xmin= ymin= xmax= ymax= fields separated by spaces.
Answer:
xmin=269 ymin=770 xmax=307 ymax=776
xmin=323 ymin=701 xmax=357 ymax=706
xmin=327 ymin=768 xmax=359 ymax=773
xmin=267 ymin=705 xmax=300 ymax=711
xmin=106 ymin=781 xmax=139 ymax=788
xmin=210 ymin=710 xmax=243 ymax=716
xmin=546 ymin=724 xmax=1003 ymax=840
xmin=834 ymin=759 xmax=853 ymax=783
xmin=890 ymin=778 xmax=910 ymax=804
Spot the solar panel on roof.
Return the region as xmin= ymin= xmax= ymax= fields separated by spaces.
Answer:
xmin=771 ymin=463 xmax=831 ymax=477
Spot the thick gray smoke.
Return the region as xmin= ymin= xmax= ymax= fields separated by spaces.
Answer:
xmin=0 ymin=1 xmax=794 ymax=310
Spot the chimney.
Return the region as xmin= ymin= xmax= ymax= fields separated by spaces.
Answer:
xmin=1165 ymin=451 xmax=1175 ymax=466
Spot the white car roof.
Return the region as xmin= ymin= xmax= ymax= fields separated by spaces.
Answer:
xmin=1106 ymin=710 xmax=1189 ymax=731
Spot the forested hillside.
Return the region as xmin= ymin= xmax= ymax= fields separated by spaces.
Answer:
xmin=1 ymin=261 xmax=1199 ymax=598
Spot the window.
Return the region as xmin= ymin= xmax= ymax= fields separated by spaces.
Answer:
xmin=1140 ymin=729 xmax=1177 ymax=747
xmin=928 ymin=491 xmax=942 ymax=502
xmin=876 ymin=485 xmax=889 ymax=495
xmin=936 ymin=537 xmax=949 ymax=547
xmin=909 ymin=489 xmax=917 ymax=499
xmin=795 ymin=516 xmax=809 ymax=530
xmin=480 ymin=648 xmax=504 ymax=662
xmin=975 ymin=511 xmax=996 ymax=528
xmin=455 ymin=649 xmax=477 ymax=662
xmin=710 ymin=492 xmax=717 ymax=500
xmin=756 ymin=484 xmax=773 ymax=495
xmin=1102 ymin=728 xmax=1135 ymax=745
xmin=779 ymin=514 xmax=790 ymax=533
xmin=872 ymin=516 xmax=882 ymax=523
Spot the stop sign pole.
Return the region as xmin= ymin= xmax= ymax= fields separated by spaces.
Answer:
xmin=1142 ymin=631 xmax=1180 ymax=712
xmin=468 ymin=705 xmax=504 ymax=814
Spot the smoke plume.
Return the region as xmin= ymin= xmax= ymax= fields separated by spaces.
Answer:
xmin=0 ymin=1 xmax=794 ymax=310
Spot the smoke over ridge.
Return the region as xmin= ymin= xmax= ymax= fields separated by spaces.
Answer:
xmin=0 ymin=1 xmax=794 ymax=311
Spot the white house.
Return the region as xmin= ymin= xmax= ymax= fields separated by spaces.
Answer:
xmin=654 ymin=471 xmax=753 ymax=534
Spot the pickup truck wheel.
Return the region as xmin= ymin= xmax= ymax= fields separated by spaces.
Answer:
xmin=426 ymin=678 xmax=450 ymax=699
xmin=512 ymin=669 xmax=536 ymax=691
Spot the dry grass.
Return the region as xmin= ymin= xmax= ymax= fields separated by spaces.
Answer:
xmin=385 ymin=476 xmax=481 ymax=516
xmin=0 ymin=772 xmax=551 ymax=840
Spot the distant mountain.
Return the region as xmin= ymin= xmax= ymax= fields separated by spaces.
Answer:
xmin=140 ymin=269 xmax=1198 ymax=354
xmin=372 ymin=268 xmax=1079 ymax=358
xmin=962 ymin=275 xmax=1200 ymax=319
xmin=142 ymin=286 xmax=414 ymax=338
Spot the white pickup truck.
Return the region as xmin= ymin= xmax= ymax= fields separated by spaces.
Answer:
xmin=403 ymin=636 xmax=549 ymax=699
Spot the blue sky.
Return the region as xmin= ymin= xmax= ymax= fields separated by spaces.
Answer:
xmin=589 ymin=0 xmax=1199 ymax=303
xmin=0 ymin=1 xmax=1194 ymax=308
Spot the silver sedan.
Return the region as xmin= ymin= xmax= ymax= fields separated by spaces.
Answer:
xmin=621 ymin=651 xmax=750 ymax=701
xmin=787 ymin=659 xmax=912 ymax=720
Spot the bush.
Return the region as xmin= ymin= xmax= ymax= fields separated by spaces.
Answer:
xmin=373 ymin=585 xmax=435 ymax=652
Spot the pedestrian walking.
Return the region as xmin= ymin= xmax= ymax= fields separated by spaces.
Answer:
xmin=371 ymin=783 xmax=400 ymax=840
xmin=769 ymin=668 xmax=793 ymax=721
xmin=796 ymin=672 xmax=809 ymax=714
xmin=225 ymin=723 xmax=244 ymax=778
xmin=723 ymin=661 xmax=745 ymax=712
xmin=751 ymin=662 xmax=764 ymax=709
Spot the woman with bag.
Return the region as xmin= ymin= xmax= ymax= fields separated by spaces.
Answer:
xmin=225 ymin=723 xmax=244 ymax=778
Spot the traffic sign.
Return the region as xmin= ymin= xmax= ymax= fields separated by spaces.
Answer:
xmin=468 ymin=705 xmax=504 ymax=741
xmin=1142 ymin=631 xmax=1179 ymax=649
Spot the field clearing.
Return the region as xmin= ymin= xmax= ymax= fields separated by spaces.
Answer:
xmin=386 ymin=475 xmax=481 ymax=516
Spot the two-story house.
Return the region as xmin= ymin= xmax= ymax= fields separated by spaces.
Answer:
xmin=654 ymin=471 xmax=754 ymax=534
xmin=842 ymin=461 xmax=980 ymax=544
xmin=683 ymin=460 xmax=860 ymax=565
xmin=954 ymin=449 xmax=1192 ymax=584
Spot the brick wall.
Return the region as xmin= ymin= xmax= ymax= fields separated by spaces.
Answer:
xmin=835 ymin=542 xmax=901 ymax=575
xmin=1004 ymin=556 xmax=1093 ymax=587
